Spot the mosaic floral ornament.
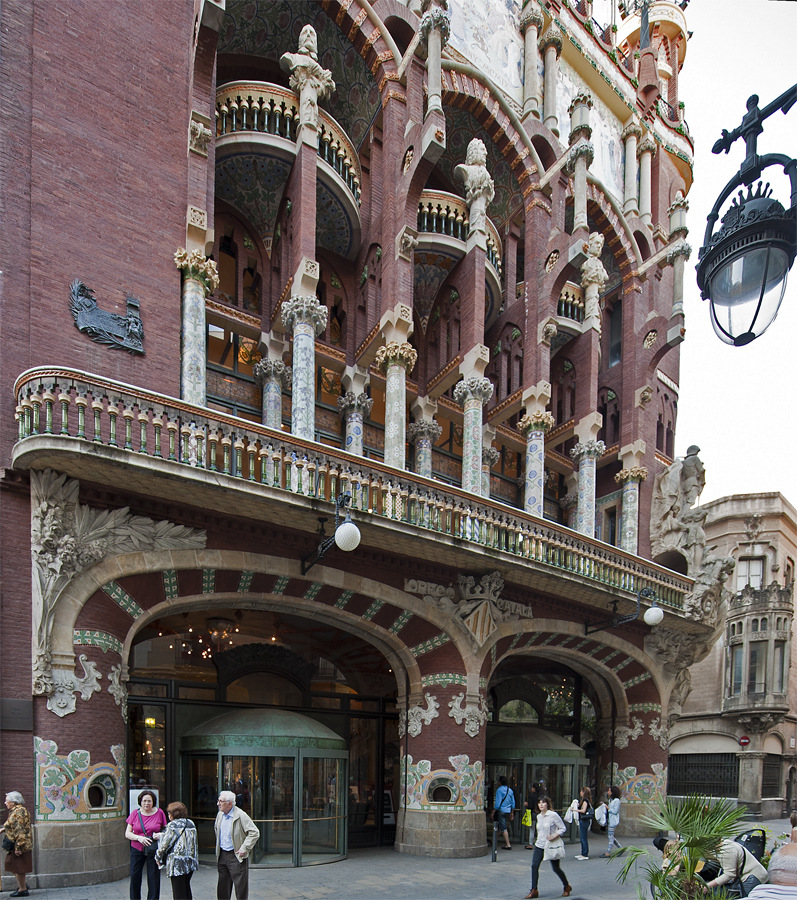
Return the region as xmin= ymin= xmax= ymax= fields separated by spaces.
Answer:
xmin=400 ymin=753 xmax=484 ymax=810
xmin=34 ymin=737 xmax=122 ymax=821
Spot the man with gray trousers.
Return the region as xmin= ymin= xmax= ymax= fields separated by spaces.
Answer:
xmin=214 ymin=790 xmax=260 ymax=899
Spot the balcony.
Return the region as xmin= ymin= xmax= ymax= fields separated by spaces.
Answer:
xmin=215 ymin=81 xmax=361 ymax=260
xmin=416 ymin=190 xmax=503 ymax=330
xmin=13 ymin=366 xmax=694 ymax=617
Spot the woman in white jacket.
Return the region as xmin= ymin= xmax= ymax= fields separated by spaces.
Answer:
xmin=525 ymin=796 xmax=572 ymax=899
xmin=601 ymin=785 xmax=621 ymax=857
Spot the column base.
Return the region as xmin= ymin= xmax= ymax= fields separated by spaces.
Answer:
xmin=394 ymin=809 xmax=488 ymax=858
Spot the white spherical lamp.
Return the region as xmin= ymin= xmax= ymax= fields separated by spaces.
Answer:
xmin=334 ymin=520 xmax=361 ymax=552
xmin=643 ymin=604 xmax=664 ymax=627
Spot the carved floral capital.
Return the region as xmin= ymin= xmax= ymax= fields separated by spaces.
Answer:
xmin=174 ymin=248 xmax=219 ymax=295
xmin=570 ymin=440 xmax=605 ymax=463
xmin=374 ymin=341 xmax=418 ymax=375
xmin=281 ymin=295 xmax=329 ymax=335
xmin=615 ymin=466 xmax=648 ymax=485
xmin=453 ymin=376 xmax=493 ymax=407
xmin=518 ymin=410 xmax=556 ymax=436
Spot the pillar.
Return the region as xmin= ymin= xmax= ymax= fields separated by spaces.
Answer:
xmin=638 ymin=133 xmax=656 ymax=227
xmin=622 ymin=119 xmax=642 ymax=216
xmin=481 ymin=446 xmax=499 ymax=498
xmin=668 ymin=192 xmax=690 ymax=318
xmin=408 ymin=419 xmax=441 ymax=480
xmin=253 ymin=359 xmax=291 ymax=430
xmin=539 ymin=23 xmax=563 ymax=136
xmin=375 ymin=341 xmax=418 ymax=470
xmin=560 ymin=492 xmax=578 ymax=529
xmin=337 ymin=391 xmax=373 ymax=457
xmin=453 ymin=377 xmax=493 ymax=495
xmin=419 ymin=0 xmax=450 ymax=118
xmin=520 ymin=1 xmax=544 ymax=120
xmin=570 ymin=439 xmax=605 ymax=537
xmin=174 ymin=248 xmax=219 ymax=407
xmin=281 ymin=295 xmax=328 ymax=441
xmin=614 ymin=466 xmax=647 ymax=555
xmin=567 ymin=92 xmax=594 ymax=234
xmin=518 ymin=411 xmax=555 ymax=517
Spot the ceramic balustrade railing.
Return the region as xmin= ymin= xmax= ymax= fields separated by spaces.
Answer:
xmin=216 ymin=81 xmax=361 ymax=204
xmin=14 ymin=367 xmax=691 ymax=610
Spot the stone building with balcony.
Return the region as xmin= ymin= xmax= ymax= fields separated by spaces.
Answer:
xmin=668 ymin=493 xmax=797 ymax=819
xmin=0 ymin=0 xmax=719 ymax=889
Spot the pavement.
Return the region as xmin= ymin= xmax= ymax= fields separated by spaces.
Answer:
xmin=5 ymin=818 xmax=792 ymax=900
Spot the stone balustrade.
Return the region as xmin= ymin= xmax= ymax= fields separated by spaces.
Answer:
xmin=14 ymin=366 xmax=692 ymax=611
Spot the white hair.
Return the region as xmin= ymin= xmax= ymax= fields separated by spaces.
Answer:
xmin=5 ymin=791 xmax=24 ymax=805
xmin=218 ymin=790 xmax=236 ymax=805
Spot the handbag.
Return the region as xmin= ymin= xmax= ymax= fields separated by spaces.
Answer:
xmin=582 ymin=803 xmax=595 ymax=820
xmin=137 ymin=810 xmax=159 ymax=859
xmin=543 ymin=838 xmax=566 ymax=861
xmin=2 ymin=836 xmax=14 ymax=853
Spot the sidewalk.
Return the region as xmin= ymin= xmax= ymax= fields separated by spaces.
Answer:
xmin=11 ymin=818 xmax=791 ymax=900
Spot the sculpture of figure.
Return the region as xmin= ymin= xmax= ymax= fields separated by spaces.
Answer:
xmin=280 ymin=25 xmax=335 ymax=130
xmin=454 ymin=138 xmax=494 ymax=234
xmin=580 ymin=232 xmax=608 ymax=322
xmin=680 ymin=444 xmax=706 ymax=507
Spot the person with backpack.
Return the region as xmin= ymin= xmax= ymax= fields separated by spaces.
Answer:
xmin=575 ymin=786 xmax=594 ymax=860
xmin=493 ymin=775 xmax=515 ymax=850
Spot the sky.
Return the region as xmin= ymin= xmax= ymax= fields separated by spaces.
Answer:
xmin=673 ymin=0 xmax=796 ymax=504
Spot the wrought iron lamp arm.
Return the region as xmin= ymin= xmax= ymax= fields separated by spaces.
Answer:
xmin=300 ymin=492 xmax=354 ymax=575
xmin=584 ymin=587 xmax=658 ymax=636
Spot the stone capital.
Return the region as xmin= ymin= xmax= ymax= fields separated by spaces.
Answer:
xmin=174 ymin=247 xmax=219 ymax=295
xmin=622 ymin=120 xmax=643 ymax=142
xmin=638 ymin=133 xmax=657 ymax=157
xmin=374 ymin=340 xmax=417 ymax=375
xmin=538 ymin=22 xmax=563 ymax=56
xmin=253 ymin=358 xmax=292 ymax=390
xmin=667 ymin=241 xmax=692 ymax=265
xmin=419 ymin=2 xmax=451 ymax=46
xmin=520 ymin=2 xmax=544 ymax=32
xmin=408 ymin=419 xmax=442 ymax=445
xmin=565 ymin=140 xmax=594 ymax=172
xmin=482 ymin=446 xmax=500 ymax=467
xmin=453 ymin=376 xmax=493 ymax=407
xmin=281 ymin=295 xmax=329 ymax=335
xmin=518 ymin=410 xmax=555 ymax=437
xmin=615 ymin=466 xmax=648 ymax=485
xmin=570 ymin=439 xmax=605 ymax=463
xmin=337 ymin=390 xmax=373 ymax=418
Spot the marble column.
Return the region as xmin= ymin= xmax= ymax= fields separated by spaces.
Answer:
xmin=520 ymin=1 xmax=543 ymax=120
xmin=539 ymin=23 xmax=563 ymax=136
xmin=174 ymin=248 xmax=219 ymax=407
xmin=638 ymin=133 xmax=656 ymax=227
xmin=668 ymin=192 xmax=690 ymax=318
xmin=614 ymin=466 xmax=648 ymax=554
xmin=281 ymin=295 xmax=328 ymax=441
xmin=518 ymin=411 xmax=555 ymax=518
xmin=375 ymin=341 xmax=418 ymax=471
xmin=453 ymin=377 xmax=494 ymax=495
xmin=337 ymin=391 xmax=373 ymax=457
xmin=570 ymin=440 xmax=605 ymax=537
xmin=408 ymin=419 xmax=442 ymax=480
xmin=254 ymin=359 xmax=291 ymax=429
xmin=419 ymin=0 xmax=450 ymax=118
xmin=622 ymin=120 xmax=642 ymax=216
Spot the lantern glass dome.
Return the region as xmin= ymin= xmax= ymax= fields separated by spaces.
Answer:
xmin=334 ymin=519 xmax=361 ymax=552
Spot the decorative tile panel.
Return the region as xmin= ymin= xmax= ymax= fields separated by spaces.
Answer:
xmin=101 ymin=581 xmax=143 ymax=619
xmin=73 ymin=630 xmax=123 ymax=655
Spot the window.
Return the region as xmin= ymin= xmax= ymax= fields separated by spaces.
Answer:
xmin=668 ymin=753 xmax=738 ymax=797
xmin=736 ymin=557 xmax=764 ymax=591
xmin=729 ymin=644 xmax=743 ymax=696
xmin=774 ymin=642 xmax=787 ymax=693
xmin=748 ymin=641 xmax=767 ymax=693
xmin=762 ymin=755 xmax=782 ymax=797
xmin=608 ymin=299 xmax=622 ymax=366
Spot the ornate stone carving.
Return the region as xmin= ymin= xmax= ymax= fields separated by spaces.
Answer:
xmin=614 ymin=466 xmax=648 ymax=485
xmin=565 ymin=140 xmax=594 ymax=174
xmin=453 ymin=376 xmax=493 ymax=407
xmin=518 ymin=410 xmax=556 ymax=436
xmin=108 ymin=663 xmax=128 ymax=722
xmin=48 ymin=654 xmax=102 ymax=718
xmin=541 ymin=322 xmax=558 ymax=345
xmin=648 ymin=716 xmax=669 ymax=750
xmin=253 ymin=358 xmax=292 ymax=390
xmin=279 ymin=25 xmax=335 ymax=130
xmin=538 ymin=22 xmax=563 ymax=56
xmin=482 ymin=446 xmax=500 ymax=467
xmin=559 ymin=493 xmax=578 ymax=511
xmin=448 ymin=692 xmax=488 ymax=737
xmin=281 ymin=295 xmax=329 ymax=334
xmin=174 ymin=247 xmax=219 ymax=294
xmin=570 ymin=439 xmax=605 ymax=463
xmin=30 ymin=469 xmax=206 ymax=704
xmin=519 ymin=1 xmax=544 ymax=31
xmin=667 ymin=242 xmax=692 ymax=265
xmin=454 ymin=139 xmax=495 ymax=235
xmin=396 ymin=226 xmax=419 ymax=261
xmin=646 ymin=627 xmax=716 ymax=725
xmin=69 ymin=280 xmax=145 ymax=356
xmin=398 ymin=692 xmax=440 ymax=738
xmin=580 ymin=232 xmax=608 ymax=291
xmin=337 ymin=390 xmax=374 ymax=419
xmin=419 ymin=0 xmax=450 ymax=46
xmin=614 ymin=716 xmax=644 ymax=748
xmin=374 ymin=341 xmax=418 ymax=375
xmin=189 ymin=116 xmax=213 ymax=155
xmin=407 ymin=420 xmax=442 ymax=444
xmin=738 ymin=713 xmax=785 ymax=734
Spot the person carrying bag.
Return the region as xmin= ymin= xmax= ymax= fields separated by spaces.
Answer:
xmin=525 ymin=795 xmax=572 ymax=899
xmin=493 ymin=775 xmax=515 ymax=850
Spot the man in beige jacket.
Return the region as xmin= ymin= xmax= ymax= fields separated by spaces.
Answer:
xmin=214 ymin=790 xmax=260 ymax=899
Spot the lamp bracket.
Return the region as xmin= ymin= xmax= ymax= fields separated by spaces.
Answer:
xmin=300 ymin=493 xmax=353 ymax=575
xmin=584 ymin=587 xmax=657 ymax=635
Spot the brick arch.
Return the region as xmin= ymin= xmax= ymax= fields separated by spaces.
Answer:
xmin=54 ymin=548 xmax=478 ymax=698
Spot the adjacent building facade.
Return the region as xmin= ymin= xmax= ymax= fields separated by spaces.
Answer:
xmin=0 ymin=0 xmax=730 ymax=888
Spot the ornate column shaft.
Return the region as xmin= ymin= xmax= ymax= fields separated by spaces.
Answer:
xmin=453 ymin=377 xmax=494 ymax=495
xmin=254 ymin=359 xmax=291 ymax=430
xmin=375 ymin=342 xmax=418 ymax=471
xmin=518 ymin=411 xmax=555 ymax=518
xmin=174 ymin=249 xmax=219 ymax=407
xmin=622 ymin=121 xmax=642 ymax=216
xmin=520 ymin=2 xmax=543 ymax=119
xmin=337 ymin=391 xmax=374 ymax=457
xmin=282 ymin=295 xmax=328 ymax=441
xmin=420 ymin=0 xmax=450 ymax=118
xmin=570 ymin=440 xmax=605 ymax=537
xmin=668 ymin=192 xmax=690 ymax=318
xmin=408 ymin=419 xmax=442 ymax=479
xmin=481 ymin=446 xmax=500 ymax=498
xmin=638 ymin=134 xmax=656 ymax=226
xmin=615 ymin=466 xmax=648 ymax=554
xmin=539 ymin=24 xmax=563 ymax=135
xmin=560 ymin=493 xmax=578 ymax=530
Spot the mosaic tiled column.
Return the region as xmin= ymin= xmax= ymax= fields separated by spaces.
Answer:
xmin=559 ymin=493 xmax=578 ymax=530
xmin=520 ymin=1 xmax=543 ymax=119
xmin=518 ymin=411 xmax=555 ymax=518
xmin=408 ymin=419 xmax=442 ymax=479
xmin=481 ymin=447 xmax=500 ymax=498
xmin=337 ymin=391 xmax=373 ymax=457
xmin=614 ymin=466 xmax=648 ymax=554
xmin=453 ymin=377 xmax=493 ymax=496
xmin=570 ymin=440 xmax=605 ymax=537
xmin=253 ymin=359 xmax=291 ymax=429
xmin=281 ymin=295 xmax=328 ymax=441
xmin=174 ymin=248 xmax=219 ymax=407
xmin=375 ymin=342 xmax=418 ymax=471
xmin=622 ymin=121 xmax=642 ymax=216
xmin=539 ymin=23 xmax=563 ymax=135
xmin=419 ymin=0 xmax=450 ymax=118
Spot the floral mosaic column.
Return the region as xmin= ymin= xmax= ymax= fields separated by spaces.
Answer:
xmin=481 ymin=447 xmax=500 ymax=498
xmin=282 ymin=295 xmax=328 ymax=441
xmin=453 ymin=377 xmax=493 ymax=496
xmin=614 ymin=466 xmax=648 ymax=555
xmin=174 ymin=248 xmax=219 ymax=407
xmin=375 ymin=342 xmax=418 ymax=471
xmin=408 ymin=419 xmax=442 ymax=479
xmin=570 ymin=440 xmax=605 ymax=537
xmin=518 ymin=410 xmax=555 ymax=517
xmin=337 ymin=391 xmax=373 ymax=457
xmin=559 ymin=493 xmax=578 ymax=529
xmin=253 ymin=359 xmax=291 ymax=430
